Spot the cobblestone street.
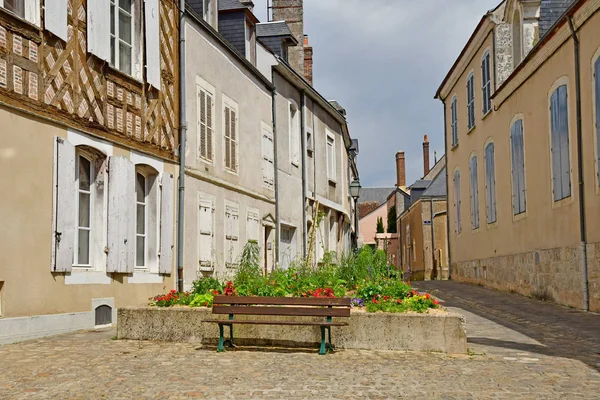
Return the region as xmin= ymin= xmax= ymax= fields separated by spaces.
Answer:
xmin=1 ymin=282 xmax=599 ymax=399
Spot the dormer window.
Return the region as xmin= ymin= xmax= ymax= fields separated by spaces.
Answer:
xmin=245 ymin=21 xmax=256 ymax=65
xmin=3 ymin=0 xmax=24 ymax=18
xmin=513 ymin=8 xmax=523 ymax=66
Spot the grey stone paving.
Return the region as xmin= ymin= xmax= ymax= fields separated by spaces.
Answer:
xmin=1 ymin=281 xmax=599 ymax=399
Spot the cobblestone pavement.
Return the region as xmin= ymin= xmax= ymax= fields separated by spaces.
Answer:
xmin=414 ymin=280 xmax=600 ymax=371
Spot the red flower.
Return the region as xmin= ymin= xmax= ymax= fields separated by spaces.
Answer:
xmin=433 ymin=300 xmax=440 ymax=305
xmin=170 ymin=289 xmax=177 ymax=294
xmin=425 ymin=293 xmax=431 ymax=299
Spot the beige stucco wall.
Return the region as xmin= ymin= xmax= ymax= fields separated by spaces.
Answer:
xmin=0 ymin=107 xmax=176 ymax=319
xmin=399 ymin=202 xmax=424 ymax=280
xmin=443 ymin=5 xmax=600 ymax=310
xmin=359 ymin=204 xmax=387 ymax=245
xmin=182 ymin=19 xmax=276 ymax=285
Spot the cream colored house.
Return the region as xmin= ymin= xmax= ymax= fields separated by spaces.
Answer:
xmin=436 ymin=0 xmax=600 ymax=311
xmin=0 ymin=0 xmax=179 ymax=343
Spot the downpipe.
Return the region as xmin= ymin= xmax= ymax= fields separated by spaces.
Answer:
xmin=568 ymin=16 xmax=589 ymax=311
xmin=176 ymin=0 xmax=187 ymax=292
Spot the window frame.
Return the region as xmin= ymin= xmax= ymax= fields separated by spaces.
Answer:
xmin=548 ymin=81 xmax=572 ymax=203
xmin=224 ymin=201 xmax=240 ymax=268
xmin=109 ymin=0 xmax=136 ymax=76
xmin=453 ymin=169 xmax=462 ymax=234
xmin=451 ymin=95 xmax=458 ymax=147
xmin=466 ymin=72 xmax=475 ymax=131
xmin=484 ymin=141 xmax=497 ymax=225
xmin=135 ymin=170 xmax=148 ymax=269
xmin=481 ymin=50 xmax=492 ymax=115
xmin=262 ymin=122 xmax=275 ymax=190
xmin=326 ymin=130 xmax=336 ymax=182
xmin=510 ymin=116 xmax=527 ymax=216
xmin=198 ymin=194 xmax=215 ymax=271
xmin=74 ymin=153 xmax=95 ymax=268
xmin=222 ymin=95 xmax=239 ymax=174
xmin=196 ymin=77 xmax=215 ymax=164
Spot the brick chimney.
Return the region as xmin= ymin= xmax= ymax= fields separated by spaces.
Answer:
xmin=396 ymin=151 xmax=406 ymax=188
xmin=272 ymin=0 xmax=304 ymax=75
xmin=303 ymin=35 xmax=313 ymax=85
xmin=423 ymin=135 xmax=430 ymax=177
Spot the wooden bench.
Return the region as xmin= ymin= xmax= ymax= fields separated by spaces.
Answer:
xmin=203 ymin=296 xmax=351 ymax=355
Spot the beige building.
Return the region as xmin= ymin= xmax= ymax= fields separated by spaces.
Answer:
xmin=0 ymin=0 xmax=179 ymax=343
xmin=436 ymin=0 xmax=600 ymax=311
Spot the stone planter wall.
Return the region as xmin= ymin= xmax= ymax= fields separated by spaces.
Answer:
xmin=117 ymin=307 xmax=467 ymax=354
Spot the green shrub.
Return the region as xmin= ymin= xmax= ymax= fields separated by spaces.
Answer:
xmin=192 ymin=277 xmax=223 ymax=295
xmin=376 ymin=217 xmax=384 ymax=233
xmin=189 ymin=293 xmax=214 ymax=308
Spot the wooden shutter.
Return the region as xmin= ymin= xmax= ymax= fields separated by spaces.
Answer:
xmin=225 ymin=205 xmax=239 ymax=264
xmin=558 ymin=86 xmax=571 ymax=199
xmin=198 ymin=199 xmax=214 ymax=268
xmin=230 ymin=109 xmax=237 ymax=171
xmin=199 ymin=90 xmax=207 ymax=159
xmin=510 ymin=122 xmax=519 ymax=215
xmin=550 ymin=89 xmax=561 ymax=201
xmin=107 ymin=156 xmax=136 ymax=273
xmin=144 ymin=0 xmax=160 ymax=88
xmin=262 ymin=130 xmax=274 ymax=188
xmin=454 ymin=171 xmax=461 ymax=234
xmin=159 ymin=173 xmax=174 ymax=274
xmin=517 ymin=122 xmax=526 ymax=213
xmin=485 ymin=144 xmax=496 ymax=223
xmin=87 ymin=0 xmax=111 ymax=61
xmin=224 ymin=107 xmax=231 ymax=170
xmin=45 ymin=0 xmax=68 ymax=41
xmin=207 ymin=93 xmax=213 ymax=161
xmin=469 ymin=156 xmax=479 ymax=229
xmin=247 ymin=210 xmax=260 ymax=242
xmin=52 ymin=137 xmax=75 ymax=272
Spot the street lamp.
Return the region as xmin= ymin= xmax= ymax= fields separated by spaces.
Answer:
xmin=349 ymin=179 xmax=361 ymax=250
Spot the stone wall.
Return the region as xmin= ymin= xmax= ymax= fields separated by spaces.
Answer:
xmin=117 ymin=307 xmax=468 ymax=354
xmin=451 ymin=243 xmax=600 ymax=311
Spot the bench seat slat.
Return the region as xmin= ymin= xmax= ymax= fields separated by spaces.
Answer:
xmin=212 ymin=305 xmax=350 ymax=317
xmin=213 ymin=296 xmax=351 ymax=307
xmin=203 ymin=319 xmax=348 ymax=326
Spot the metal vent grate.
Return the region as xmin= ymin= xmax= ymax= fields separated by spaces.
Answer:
xmin=95 ymin=305 xmax=112 ymax=326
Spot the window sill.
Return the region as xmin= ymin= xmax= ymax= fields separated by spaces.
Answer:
xmin=482 ymin=109 xmax=492 ymax=120
xmin=0 ymin=8 xmax=41 ymax=37
xmin=199 ymin=265 xmax=214 ymax=272
xmin=65 ymin=271 xmax=111 ymax=285
xmin=486 ymin=220 xmax=498 ymax=230
xmin=451 ymin=143 xmax=459 ymax=151
xmin=106 ymin=66 xmax=144 ymax=92
xmin=198 ymin=156 xmax=214 ymax=166
xmin=291 ymin=161 xmax=299 ymax=168
xmin=467 ymin=126 xmax=476 ymax=135
xmin=307 ymin=148 xmax=313 ymax=157
xmin=328 ymin=179 xmax=337 ymax=187
xmin=128 ymin=271 xmax=163 ymax=284
xmin=552 ymin=194 xmax=573 ymax=209
xmin=513 ymin=211 xmax=527 ymax=222
xmin=224 ymin=167 xmax=239 ymax=176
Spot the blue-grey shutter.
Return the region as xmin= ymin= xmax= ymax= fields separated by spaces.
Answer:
xmin=485 ymin=143 xmax=496 ymax=223
xmin=454 ymin=171 xmax=461 ymax=233
xmin=510 ymin=122 xmax=518 ymax=214
xmin=558 ymin=86 xmax=570 ymax=199
xmin=596 ymin=58 xmax=600 ymax=184
xmin=550 ymin=89 xmax=562 ymax=201
xmin=516 ymin=121 xmax=526 ymax=213
xmin=470 ymin=156 xmax=479 ymax=229
xmin=490 ymin=144 xmax=496 ymax=222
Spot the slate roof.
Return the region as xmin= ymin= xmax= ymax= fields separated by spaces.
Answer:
xmin=421 ymin=167 xmax=447 ymax=198
xmin=256 ymin=21 xmax=294 ymax=38
xmin=218 ymin=0 xmax=245 ymax=11
xmin=358 ymin=187 xmax=395 ymax=206
xmin=539 ymin=0 xmax=576 ymax=37
xmin=410 ymin=180 xmax=431 ymax=190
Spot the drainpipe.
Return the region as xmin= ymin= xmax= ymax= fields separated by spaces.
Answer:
xmin=568 ymin=17 xmax=589 ymax=311
xmin=176 ymin=0 xmax=187 ymax=293
xmin=271 ymin=83 xmax=280 ymax=268
xmin=300 ymin=92 xmax=308 ymax=258
xmin=441 ymin=98 xmax=452 ymax=280
xmin=430 ymin=198 xmax=435 ymax=280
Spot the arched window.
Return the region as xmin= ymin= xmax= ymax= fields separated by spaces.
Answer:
xmin=469 ymin=154 xmax=480 ymax=229
xmin=484 ymin=142 xmax=497 ymax=223
xmin=550 ymin=85 xmax=570 ymax=201
xmin=453 ymin=170 xmax=462 ymax=234
xmin=513 ymin=9 xmax=522 ymax=66
xmin=75 ymin=146 xmax=107 ymax=268
xmin=510 ymin=119 xmax=526 ymax=214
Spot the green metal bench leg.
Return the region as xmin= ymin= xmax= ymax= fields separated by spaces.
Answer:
xmin=217 ymin=324 xmax=225 ymax=352
xmin=228 ymin=324 xmax=236 ymax=348
xmin=319 ymin=326 xmax=327 ymax=355
xmin=327 ymin=326 xmax=334 ymax=352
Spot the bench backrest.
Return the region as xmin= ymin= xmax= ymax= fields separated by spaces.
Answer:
xmin=212 ymin=296 xmax=351 ymax=318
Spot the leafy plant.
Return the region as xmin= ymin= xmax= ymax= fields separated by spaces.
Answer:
xmin=387 ymin=206 xmax=397 ymax=233
xmin=189 ymin=293 xmax=214 ymax=308
xmin=192 ymin=276 xmax=223 ymax=295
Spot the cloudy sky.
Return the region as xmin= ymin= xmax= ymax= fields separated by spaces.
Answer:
xmin=253 ymin=0 xmax=501 ymax=187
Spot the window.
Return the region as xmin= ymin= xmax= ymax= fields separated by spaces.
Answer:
xmin=453 ymin=170 xmax=462 ymax=234
xmin=484 ymin=142 xmax=497 ymax=223
xmin=245 ymin=21 xmax=255 ymax=64
xmin=198 ymin=85 xmax=214 ymax=162
xmin=511 ymin=119 xmax=526 ymax=214
xmin=203 ymin=0 xmax=213 ymax=23
xmin=3 ymin=0 xmax=24 ymax=18
xmin=326 ymin=133 xmax=336 ymax=181
xmin=594 ymin=58 xmax=600 ymax=185
xmin=224 ymin=103 xmax=237 ymax=172
xmin=246 ymin=209 xmax=260 ymax=243
xmin=550 ymin=85 xmax=571 ymax=201
xmin=198 ymin=198 xmax=214 ymax=270
xmin=467 ymin=73 xmax=475 ymax=130
xmin=135 ymin=172 xmax=147 ymax=268
xmin=225 ymin=203 xmax=239 ymax=266
xmin=469 ymin=155 xmax=480 ymax=229
xmin=280 ymin=225 xmax=296 ymax=270
xmin=110 ymin=0 xmax=134 ymax=75
xmin=76 ymin=155 xmax=93 ymax=266
xmin=329 ymin=214 xmax=337 ymax=252
xmin=451 ymin=96 xmax=458 ymax=147
xmin=262 ymin=128 xmax=274 ymax=189
xmin=289 ymin=101 xmax=300 ymax=166
xmin=481 ymin=51 xmax=491 ymax=115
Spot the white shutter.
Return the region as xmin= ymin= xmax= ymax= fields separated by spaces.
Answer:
xmin=45 ymin=0 xmax=68 ymax=41
xmin=24 ymin=0 xmax=40 ymax=26
xmin=52 ymin=137 xmax=75 ymax=272
xmin=159 ymin=172 xmax=174 ymax=274
xmin=198 ymin=199 xmax=213 ymax=268
xmin=107 ymin=156 xmax=135 ymax=273
xmin=247 ymin=211 xmax=259 ymax=242
xmin=262 ymin=130 xmax=274 ymax=188
xmin=144 ymin=0 xmax=160 ymax=88
xmin=87 ymin=0 xmax=111 ymax=62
